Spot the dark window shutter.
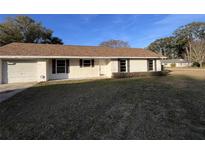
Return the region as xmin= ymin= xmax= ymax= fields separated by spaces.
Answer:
xmin=80 ymin=59 xmax=83 ymax=67
xmin=91 ymin=59 xmax=94 ymax=67
xmin=66 ymin=59 xmax=69 ymax=73
xmin=52 ymin=59 xmax=56 ymax=74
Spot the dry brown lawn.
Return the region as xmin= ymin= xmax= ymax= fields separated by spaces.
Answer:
xmin=168 ymin=68 xmax=205 ymax=80
xmin=0 ymin=69 xmax=205 ymax=139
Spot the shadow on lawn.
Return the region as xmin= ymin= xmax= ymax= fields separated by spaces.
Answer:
xmin=0 ymin=74 xmax=205 ymax=139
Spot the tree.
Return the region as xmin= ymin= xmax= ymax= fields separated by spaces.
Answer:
xmin=185 ymin=40 xmax=205 ymax=68
xmin=147 ymin=37 xmax=178 ymax=58
xmin=147 ymin=22 xmax=205 ymax=59
xmin=0 ymin=16 xmax=63 ymax=46
xmin=99 ymin=39 xmax=130 ymax=48
xmin=173 ymin=22 xmax=205 ymax=56
xmin=48 ymin=37 xmax=63 ymax=44
xmin=174 ymin=22 xmax=205 ymax=42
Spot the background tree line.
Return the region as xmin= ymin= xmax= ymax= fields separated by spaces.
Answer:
xmin=0 ymin=16 xmax=63 ymax=46
xmin=1 ymin=16 xmax=205 ymax=67
xmin=147 ymin=22 xmax=205 ymax=59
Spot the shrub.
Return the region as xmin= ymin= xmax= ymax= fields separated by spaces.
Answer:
xmin=192 ymin=62 xmax=200 ymax=67
xmin=170 ymin=63 xmax=176 ymax=68
xmin=112 ymin=71 xmax=170 ymax=78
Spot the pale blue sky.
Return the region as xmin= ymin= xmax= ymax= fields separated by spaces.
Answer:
xmin=0 ymin=14 xmax=205 ymax=47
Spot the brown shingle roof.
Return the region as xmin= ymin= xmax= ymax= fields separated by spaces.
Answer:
xmin=0 ymin=43 xmax=163 ymax=58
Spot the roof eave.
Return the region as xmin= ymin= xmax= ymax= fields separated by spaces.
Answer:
xmin=0 ymin=55 xmax=164 ymax=59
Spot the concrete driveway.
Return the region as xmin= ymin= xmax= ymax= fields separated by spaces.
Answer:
xmin=0 ymin=82 xmax=36 ymax=103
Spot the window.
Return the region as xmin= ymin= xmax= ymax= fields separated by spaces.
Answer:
xmin=119 ymin=59 xmax=126 ymax=72
xmin=80 ymin=59 xmax=94 ymax=67
xmin=52 ymin=59 xmax=69 ymax=74
xmin=148 ymin=60 xmax=153 ymax=71
xmin=83 ymin=60 xmax=91 ymax=67
xmin=57 ymin=60 xmax=66 ymax=73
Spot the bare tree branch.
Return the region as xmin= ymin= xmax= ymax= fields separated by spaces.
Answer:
xmin=185 ymin=40 xmax=205 ymax=67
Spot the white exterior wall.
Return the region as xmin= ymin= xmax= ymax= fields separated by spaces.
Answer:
xmin=129 ymin=59 xmax=148 ymax=72
xmin=156 ymin=60 xmax=162 ymax=71
xmin=69 ymin=59 xmax=100 ymax=79
xmin=111 ymin=59 xmax=118 ymax=73
xmin=36 ymin=59 xmax=48 ymax=82
xmin=105 ymin=60 xmax=112 ymax=77
xmin=48 ymin=59 xmax=112 ymax=80
xmin=163 ymin=62 xmax=190 ymax=68
xmin=98 ymin=59 xmax=112 ymax=77
xmin=1 ymin=58 xmax=163 ymax=84
xmin=0 ymin=59 xmax=2 ymax=84
xmin=69 ymin=59 xmax=113 ymax=79
xmin=176 ymin=63 xmax=190 ymax=67
xmin=112 ymin=59 xmax=161 ymax=73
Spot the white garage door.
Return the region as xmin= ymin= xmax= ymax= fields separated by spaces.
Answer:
xmin=3 ymin=60 xmax=37 ymax=83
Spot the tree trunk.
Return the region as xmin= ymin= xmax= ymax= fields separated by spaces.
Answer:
xmin=200 ymin=61 xmax=203 ymax=68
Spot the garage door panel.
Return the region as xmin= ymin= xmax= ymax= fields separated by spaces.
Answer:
xmin=3 ymin=60 xmax=37 ymax=83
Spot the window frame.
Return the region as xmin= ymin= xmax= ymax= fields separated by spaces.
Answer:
xmin=148 ymin=59 xmax=153 ymax=71
xmin=83 ymin=59 xmax=91 ymax=67
xmin=52 ymin=59 xmax=69 ymax=74
xmin=119 ymin=59 xmax=127 ymax=73
xmin=80 ymin=59 xmax=94 ymax=67
xmin=56 ymin=60 xmax=66 ymax=74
